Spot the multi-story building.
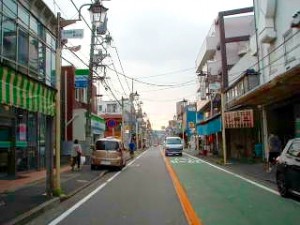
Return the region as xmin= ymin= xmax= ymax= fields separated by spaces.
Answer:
xmin=224 ymin=0 xmax=300 ymax=159
xmin=0 ymin=0 xmax=57 ymax=176
xmin=195 ymin=7 xmax=254 ymax=157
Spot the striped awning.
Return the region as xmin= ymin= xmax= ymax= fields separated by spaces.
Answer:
xmin=0 ymin=66 xmax=56 ymax=116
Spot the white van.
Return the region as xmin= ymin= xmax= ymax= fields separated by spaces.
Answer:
xmin=164 ymin=136 xmax=183 ymax=156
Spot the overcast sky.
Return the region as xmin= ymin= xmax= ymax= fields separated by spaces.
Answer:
xmin=44 ymin=0 xmax=253 ymax=130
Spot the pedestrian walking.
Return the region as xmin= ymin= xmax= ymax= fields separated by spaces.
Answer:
xmin=129 ymin=139 xmax=136 ymax=158
xmin=267 ymin=134 xmax=281 ymax=172
xmin=71 ymin=139 xmax=83 ymax=171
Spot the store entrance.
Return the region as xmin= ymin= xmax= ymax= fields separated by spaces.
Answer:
xmin=0 ymin=117 xmax=14 ymax=176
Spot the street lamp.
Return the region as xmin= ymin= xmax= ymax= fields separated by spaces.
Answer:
xmin=86 ymin=0 xmax=109 ymax=146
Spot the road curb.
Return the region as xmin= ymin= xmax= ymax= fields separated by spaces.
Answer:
xmin=4 ymin=197 xmax=60 ymax=225
xmin=60 ymin=170 xmax=108 ymax=201
xmin=5 ymin=170 xmax=108 ymax=225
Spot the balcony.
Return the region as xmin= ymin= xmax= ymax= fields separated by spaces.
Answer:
xmin=196 ymin=36 xmax=218 ymax=72
xmin=225 ymin=70 xmax=259 ymax=109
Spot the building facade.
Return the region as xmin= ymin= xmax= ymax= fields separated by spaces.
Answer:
xmin=196 ymin=7 xmax=255 ymax=158
xmin=225 ymin=0 xmax=300 ymax=159
xmin=0 ymin=0 xmax=57 ymax=176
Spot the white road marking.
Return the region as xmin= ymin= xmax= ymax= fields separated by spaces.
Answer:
xmin=170 ymin=157 xmax=202 ymax=164
xmin=48 ymin=150 xmax=148 ymax=225
xmin=183 ymin=152 xmax=280 ymax=196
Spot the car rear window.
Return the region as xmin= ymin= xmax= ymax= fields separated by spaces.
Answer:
xmin=95 ymin=141 xmax=119 ymax=151
xmin=166 ymin=138 xmax=181 ymax=144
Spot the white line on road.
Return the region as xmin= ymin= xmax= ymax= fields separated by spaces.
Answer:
xmin=183 ymin=152 xmax=280 ymax=196
xmin=48 ymin=150 xmax=148 ymax=225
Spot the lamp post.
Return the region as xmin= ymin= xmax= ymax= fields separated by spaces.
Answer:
xmin=52 ymin=0 xmax=108 ymax=196
xmin=86 ymin=0 xmax=108 ymax=145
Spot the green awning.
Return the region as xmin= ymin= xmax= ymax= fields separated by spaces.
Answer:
xmin=0 ymin=66 xmax=56 ymax=116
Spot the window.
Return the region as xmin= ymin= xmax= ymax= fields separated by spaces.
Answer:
xmin=18 ymin=28 xmax=29 ymax=65
xmin=45 ymin=47 xmax=51 ymax=86
xmin=2 ymin=19 xmax=17 ymax=61
xmin=29 ymin=35 xmax=38 ymax=71
xmin=30 ymin=16 xmax=38 ymax=34
xmin=38 ymin=41 xmax=46 ymax=81
xmin=99 ymin=105 xmax=103 ymax=112
xmin=287 ymin=140 xmax=300 ymax=158
xmin=107 ymin=104 xmax=117 ymax=113
xmin=3 ymin=0 xmax=17 ymax=19
xmin=166 ymin=138 xmax=182 ymax=145
xmin=18 ymin=5 xmax=29 ymax=27
xmin=95 ymin=140 xmax=119 ymax=150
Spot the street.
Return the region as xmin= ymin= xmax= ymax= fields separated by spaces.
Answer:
xmin=26 ymin=146 xmax=300 ymax=225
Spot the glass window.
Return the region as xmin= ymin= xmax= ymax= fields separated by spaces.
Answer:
xmin=95 ymin=140 xmax=119 ymax=150
xmin=18 ymin=5 xmax=29 ymax=27
xmin=3 ymin=0 xmax=17 ymax=19
xmin=38 ymin=22 xmax=45 ymax=40
xmin=166 ymin=138 xmax=182 ymax=145
xmin=51 ymin=51 xmax=56 ymax=87
xmin=287 ymin=140 xmax=300 ymax=158
xmin=2 ymin=19 xmax=17 ymax=61
xmin=107 ymin=104 xmax=117 ymax=113
xmin=38 ymin=41 xmax=46 ymax=81
xmin=45 ymin=47 xmax=51 ymax=86
xmin=46 ymin=31 xmax=56 ymax=50
xmin=30 ymin=15 xmax=38 ymax=34
xmin=29 ymin=35 xmax=38 ymax=71
xmin=18 ymin=28 xmax=29 ymax=65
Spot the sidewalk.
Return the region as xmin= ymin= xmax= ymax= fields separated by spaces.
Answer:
xmin=0 ymin=164 xmax=108 ymax=225
xmin=183 ymin=148 xmax=277 ymax=188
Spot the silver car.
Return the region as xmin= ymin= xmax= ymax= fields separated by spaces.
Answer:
xmin=164 ymin=137 xmax=183 ymax=156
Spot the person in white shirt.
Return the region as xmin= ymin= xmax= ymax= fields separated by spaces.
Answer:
xmin=71 ymin=139 xmax=83 ymax=171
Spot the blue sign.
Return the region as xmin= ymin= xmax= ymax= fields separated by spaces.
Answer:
xmin=75 ymin=76 xmax=88 ymax=88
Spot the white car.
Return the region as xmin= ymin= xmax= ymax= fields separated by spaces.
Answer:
xmin=164 ymin=137 xmax=183 ymax=156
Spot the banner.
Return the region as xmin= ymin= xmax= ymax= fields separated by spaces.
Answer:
xmin=224 ymin=109 xmax=254 ymax=128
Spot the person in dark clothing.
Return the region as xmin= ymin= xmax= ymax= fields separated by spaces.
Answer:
xmin=129 ymin=140 xmax=136 ymax=158
xmin=267 ymin=134 xmax=281 ymax=172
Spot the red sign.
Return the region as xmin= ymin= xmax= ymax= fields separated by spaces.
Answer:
xmin=224 ymin=109 xmax=254 ymax=128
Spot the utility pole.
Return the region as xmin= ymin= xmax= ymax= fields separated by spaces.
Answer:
xmin=86 ymin=23 xmax=96 ymax=145
xmin=54 ymin=12 xmax=62 ymax=193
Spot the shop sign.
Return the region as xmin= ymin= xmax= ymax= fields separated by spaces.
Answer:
xmin=224 ymin=109 xmax=254 ymax=128
xmin=61 ymin=29 xmax=84 ymax=39
xmin=19 ymin=123 xmax=27 ymax=141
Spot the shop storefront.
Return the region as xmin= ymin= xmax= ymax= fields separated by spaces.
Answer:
xmin=0 ymin=66 xmax=56 ymax=176
xmin=197 ymin=115 xmax=222 ymax=155
xmin=91 ymin=114 xmax=106 ymax=142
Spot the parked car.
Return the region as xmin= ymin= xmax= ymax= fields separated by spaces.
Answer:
xmin=91 ymin=137 xmax=127 ymax=170
xmin=276 ymin=138 xmax=300 ymax=197
xmin=164 ymin=136 xmax=183 ymax=156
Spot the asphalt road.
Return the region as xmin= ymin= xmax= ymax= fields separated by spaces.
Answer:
xmin=45 ymin=147 xmax=187 ymax=225
xmin=26 ymin=147 xmax=300 ymax=225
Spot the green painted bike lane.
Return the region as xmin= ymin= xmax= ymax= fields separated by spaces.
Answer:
xmin=168 ymin=154 xmax=300 ymax=225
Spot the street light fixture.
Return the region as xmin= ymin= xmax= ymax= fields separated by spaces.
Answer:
xmin=88 ymin=1 xmax=108 ymax=26
xmin=86 ymin=0 xmax=109 ymax=146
